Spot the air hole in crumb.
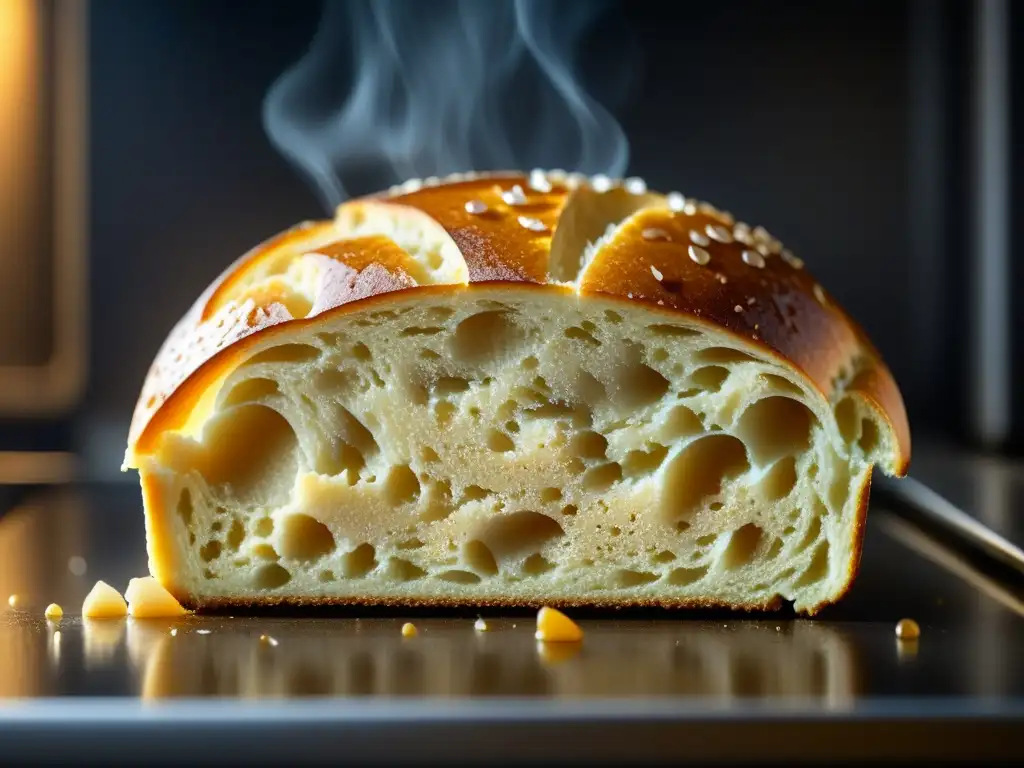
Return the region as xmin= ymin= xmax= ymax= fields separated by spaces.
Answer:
xmin=315 ymin=441 xmax=366 ymax=481
xmin=450 ymin=311 xmax=524 ymax=365
xmin=761 ymin=373 xmax=804 ymax=397
xmin=420 ymin=446 xmax=440 ymax=463
xmin=564 ymin=326 xmax=600 ymax=346
xmin=829 ymin=463 xmax=851 ymax=511
xmin=351 ymin=342 xmax=372 ymax=361
xmin=765 ymin=537 xmax=784 ymax=559
xmin=397 ymin=538 xmax=424 ymax=550
xmin=622 ymin=444 xmax=669 ymax=478
xmin=244 ymin=343 xmax=321 ymax=366
xmin=652 ymin=348 xmax=669 ymax=363
xmin=521 ymin=553 xmax=555 ymax=576
xmin=199 ymin=405 xmax=299 ymax=505
xmin=648 ymin=324 xmax=699 ymax=338
xmin=689 ymin=366 xmax=729 ymax=391
xmin=760 ymin=456 xmax=798 ymax=501
xmin=835 ymin=397 xmax=859 ymax=444
xmin=574 ymin=370 xmax=607 ymax=405
xmin=858 ymin=418 xmax=879 ymax=454
xmin=604 ymin=310 xmax=623 ymax=324
xmin=540 ymin=487 xmax=562 ymax=503
xmin=696 ymin=534 xmax=716 ymax=547
xmin=477 ymin=511 xmax=565 ymax=562
xmin=561 ymin=504 xmax=578 ymax=517
xmin=484 ymin=429 xmax=514 ymax=453
xmin=668 ymin=566 xmax=709 ymax=585
xmin=386 ymin=557 xmax=426 ymax=581
xmin=464 ymin=540 xmax=498 ymax=576
xmin=437 ymin=570 xmax=481 ymax=584
xmin=662 ymin=434 xmax=749 ymax=523
xmin=613 ymin=570 xmax=659 ymax=588
xmin=341 ymin=543 xmax=376 ymax=578
xmin=661 ymin=405 xmax=703 ymax=440
xmin=794 ymin=541 xmax=830 ymax=587
xmin=505 ymin=420 xmax=520 ymax=434
xmin=400 ymin=326 xmax=444 ymax=336
xmin=694 ymin=347 xmax=758 ymax=366
xmin=723 ymin=523 xmax=763 ymax=570
xmin=315 ymin=331 xmax=345 ymax=347
xmin=211 ymin=521 xmax=223 ymax=533
xmin=435 ymin=376 xmax=470 ymax=395
xmin=385 ymin=465 xmax=421 ymax=506
xmin=521 ymin=356 xmax=539 ymax=370
xmin=614 ymin=360 xmax=670 ymax=409
xmin=420 ymin=348 xmax=441 ymax=361
xmin=222 ymin=378 xmax=280 ymax=407
xmin=253 ymin=563 xmax=291 ymax=590
xmin=176 ymin=489 xmax=193 ymax=526
xmin=429 ymin=306 xmax=454 ymax=321
xmin=227 ymin=518 xmax=245 ymax=551
xmin=319 ymin=570 xmax=336 ymax=582
xmin=736 ymin=397 xmax=815 ymax=466
xmin=582 ymin=462 xmax=622 ymax=492
xmin=675 ymin=521 xmax=690 ymax=533
xmin=434 ymin=400 xmax=456 ymax=427
xmin=280 ymin=514 xmax=336 ymax=562
xmin=653 ymin=550 xmax=676 ymax=564
xmin=421 ymin=480 xmax=454 ymax=522
xmin=200 ymin=539 xmax=222 ymax=562
xmin=460 ymin=485 xmax=491 ymax=504
xmin=252 ymin=543 xmax=280 ymax=561
xmin=570 ymin=431 xmax=607 ymax=460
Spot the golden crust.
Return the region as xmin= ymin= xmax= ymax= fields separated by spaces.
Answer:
xmin=388 ymin=176 xmax=570 ymax=283
xmin=125 ymin=170 xmax=909 ymax=478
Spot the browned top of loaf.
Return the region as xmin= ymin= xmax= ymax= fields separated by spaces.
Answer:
xmin=124 ymin=171 xmax=910 ymax=475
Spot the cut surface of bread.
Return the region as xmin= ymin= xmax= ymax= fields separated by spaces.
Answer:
xmin=124 ymin=171 xmax=910 ymax=615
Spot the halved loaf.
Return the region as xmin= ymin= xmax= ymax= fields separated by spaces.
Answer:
xmin=123 ymin=171 xmax=910 ymax=615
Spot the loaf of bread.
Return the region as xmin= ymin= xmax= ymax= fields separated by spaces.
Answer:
xmin=123 ymin=171 xmax=910 ymax=615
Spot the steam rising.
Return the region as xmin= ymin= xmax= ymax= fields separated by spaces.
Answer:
xmin=263 ymin=0 xmax=633 ymax=210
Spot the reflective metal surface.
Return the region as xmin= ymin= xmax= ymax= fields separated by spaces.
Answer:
xmin=0 ymin=483 xmax=1021 ymax=762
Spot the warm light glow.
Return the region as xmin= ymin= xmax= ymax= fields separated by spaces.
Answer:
xmin=0 ymin=0 xmax=40 ymax=363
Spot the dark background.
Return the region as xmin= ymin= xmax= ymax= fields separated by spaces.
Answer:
xmin=6 ymin=0 xmax=1023 ymax=475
